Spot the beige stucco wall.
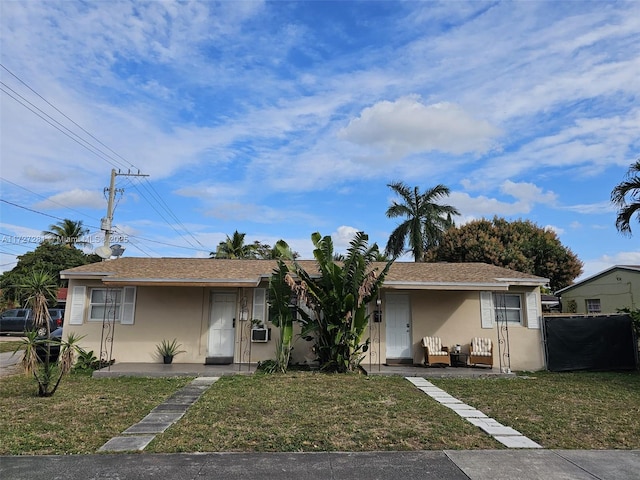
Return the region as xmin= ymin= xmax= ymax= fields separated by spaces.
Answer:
xmin=364 ymin=287 xmax=545 ymax=372
xmin=560 ymin=269 xmax=639 ymax=314
xmin=64 ymin=279 xmax=310 ymax=365
xmin=65 ymin=279 xmax=544 ymax=371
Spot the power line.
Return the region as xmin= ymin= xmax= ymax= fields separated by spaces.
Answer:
xmin=1 ymin=63 xmax=137 ymax=171
xmin=0 ymin=198 xmax=73 ymax=222
xmin=139 ymin=177 xmax=207 ymax=250
xmin=0 ymin=176 xmax=101 ymax=225
xmin=1 ymin=65 xmax=212 ymax=255
xmin=0 ymin=83 xmax=127 ymax=171
xmin=111 ymin=227 xmax=208 ymax=253
xmin=0 ymin=198 xmax=208 ymax=254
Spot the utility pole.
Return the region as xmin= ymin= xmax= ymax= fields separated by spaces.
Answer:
xmin=101 ymin=168 xmax=149 ymax=249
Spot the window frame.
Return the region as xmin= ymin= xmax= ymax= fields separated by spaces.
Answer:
xmin=493 ymin=293 xmax=523 ymax=325
xmin=87 ymin=287 xmax=136 ymax=324
xmin=586 ymin=298 xmax=601 ymax=314
xmin=89 ymin=288 xmax=122 ymax=322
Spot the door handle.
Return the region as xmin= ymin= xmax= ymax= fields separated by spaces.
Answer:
xmin=233 ymin=318 xmax=236 ymax=328
xmin=406 ymin=324 xmax=410 ymax=329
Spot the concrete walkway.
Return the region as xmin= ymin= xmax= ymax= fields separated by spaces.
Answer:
xmin=99 ymin=376 xmax=220 ymax=452
xmin=2 ymin=450 xmax=639 ymax=480
xmin=406 ymin=376 xmax=542 ymax=448
xmin=92 ymin=361 xmax=510 ymax=378
xmin=0 ymin=350 xmax=22 ymax=377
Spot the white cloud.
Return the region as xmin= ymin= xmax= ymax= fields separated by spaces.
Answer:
xmin=34 ymin=189 xmax=106 ymax=210
xmin=338 ymin=96 xmax=500 ymax=159
xmin=449 ymin=192 xmax=524 ymax=217
xmin=450 ymin=181 xmax=558 ymax=218
xmin=564 ymin=202 xmax=614 ymax=215
xmin=331 ymin=226 xmax=361 ymax=252
xmin=500 ymin=180 xmax=557 ymax=206
xmin=578 ymin=250 xmax=640 ymax=281
xmin=545 ymin=224 xmax=564 ymax=236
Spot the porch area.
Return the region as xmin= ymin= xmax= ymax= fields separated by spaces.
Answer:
xmin=92 ymin=362 xmax=513 ymax=378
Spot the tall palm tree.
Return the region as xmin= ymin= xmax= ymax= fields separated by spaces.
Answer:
xmin=385 ymin=182 xmax=459 ymax=261
xmin=210 ymin=230 xmax=257 ymax=259
xmin=612 ymin=159 xmax=640 ymax=236
xmin=42 ymin=219 xmax=90 ymax=249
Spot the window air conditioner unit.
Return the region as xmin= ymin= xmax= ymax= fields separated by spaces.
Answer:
xmin=251 ymin=328 xmax=269 ymax=342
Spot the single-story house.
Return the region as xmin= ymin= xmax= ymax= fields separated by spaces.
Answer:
xmin=60 ymin=258 xmax=549 ymax=371
xmin=555 ymin=265 xmax=640 ymax=314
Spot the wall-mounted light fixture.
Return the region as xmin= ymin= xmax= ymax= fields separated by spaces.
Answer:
xmin=374 ymin=297 xmax=382 ymax=323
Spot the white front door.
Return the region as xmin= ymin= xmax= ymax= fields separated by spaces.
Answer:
xmin=208 ymin=292 xmax=236 ymax=359
xmin=385 ymin=293 xmax=411 ymax=358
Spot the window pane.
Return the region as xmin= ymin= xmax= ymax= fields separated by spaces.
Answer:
xmin=505 ymin=310 xmax=522 ymax=322
xmin=91 ymin=289 xmax=106 ymax=303
xmin=504 ymin=295 xmax=521 ymax=308
xmin=586 ymin=299 xmax=601 ymax=313
xmin=124 ymin=288 xmax=135 ymax=303
xmin=90 ymin=305 xmax=121 ymax=320
xmin=90 ymin=288 xmax=123 ymax=321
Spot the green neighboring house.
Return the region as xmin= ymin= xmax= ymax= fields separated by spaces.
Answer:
xmin=555 ymin=265 xmax=640 ymax=314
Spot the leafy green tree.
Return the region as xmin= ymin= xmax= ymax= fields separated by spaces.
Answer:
xmin=385 ymin=181 xmax=459 ymax=261
xmin=211 ymin=231 xmax=257 ymax=259
xmin=16 ymin=271 xmax=83 ymax=397
xmin=270 ymin=232 xmax=392 ymax=373
xmin=211 ymin=233 xmax=298 ymax=260
xmin=426 ymin=217 xmax=583 ymax=291
xmin=0 ymin=243 xmax=100 ymax=306
xmin=611 ymin=159 xmax=640 ymax=235
xmin=254 ymin=239 xmax=298 ymax=260
xmin=42 ymin=219 xmax=90 ymax=248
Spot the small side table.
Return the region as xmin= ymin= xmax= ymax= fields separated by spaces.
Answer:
xmin=450 ymin=352 xmax=469 ymax=367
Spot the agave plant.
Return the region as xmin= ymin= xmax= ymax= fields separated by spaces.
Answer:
xmin=156 ymin=339 xmax=185 ymax=363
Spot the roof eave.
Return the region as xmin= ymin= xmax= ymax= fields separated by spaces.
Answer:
xmin=383 ymin=281 xmax=510 ymax=291
xmin=60 ymin=271 xmax=112 ymax=280
xmin=101 ymin=277 xmax=263 ymax=287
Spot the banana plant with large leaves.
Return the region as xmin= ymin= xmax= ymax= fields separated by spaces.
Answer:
xmin=270 ymin=231 xmax=392 ymax=373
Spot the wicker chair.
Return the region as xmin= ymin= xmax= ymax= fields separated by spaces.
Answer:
xmin=469 ymin=337 xmax=493 ymax=367
xmin=422 ymin=336 xmax=451 ymax=366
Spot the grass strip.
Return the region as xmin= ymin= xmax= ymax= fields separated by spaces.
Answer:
xmin=148 ymin=372 xmax=498 ymax=452
xmin=0 ymin=372 xmax=190 ymax=455
xmin=433 ymin=370 xmax=640 ymax=449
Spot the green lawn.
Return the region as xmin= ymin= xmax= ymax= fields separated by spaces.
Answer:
xmin=432 ymin=370 xmax=640 ymax=449
xmin=0 ymin=372 xmax=190 ymax=455
xmin=148 ymin=373 xmax=497 ymax=453
xmin=0 ymin=340 xmax=24 ymax=354
xmin=1 ymin=370 xmax=638 ymax=455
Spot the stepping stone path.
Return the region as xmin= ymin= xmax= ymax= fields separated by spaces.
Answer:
xmin=99 ymin=377 xmax=219 ymax=452
xmin=405 ymin=377 xmax=542 ymax=449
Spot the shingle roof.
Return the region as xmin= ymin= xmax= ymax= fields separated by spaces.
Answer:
xmin=61 ymin=258 xmax=547 ymax=290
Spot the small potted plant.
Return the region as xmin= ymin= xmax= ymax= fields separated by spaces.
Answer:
xmin=156 ymin=338 xmax=185 ymax=364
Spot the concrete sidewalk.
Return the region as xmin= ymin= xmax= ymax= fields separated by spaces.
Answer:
xmin=1 ymin=450 xmax=639 ymax=480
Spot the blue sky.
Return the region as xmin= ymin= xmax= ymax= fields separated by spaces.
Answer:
xmin=1 ymin=0 xmax=639 ymax=282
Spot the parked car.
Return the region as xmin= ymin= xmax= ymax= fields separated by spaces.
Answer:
xmin=0 ymin=308 xmax=65 ymax=335
xmin=36 ymin=327 xmax=63 ymax=362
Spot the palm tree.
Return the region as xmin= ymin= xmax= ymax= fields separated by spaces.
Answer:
xmin=612 ymin=159 xmax=640 ymax=235
xmin=385 ymin=182 xmax=459 ymax=261
xmin=210 ymin=231 xmax=257 ymax=259
xmin=17 ymin=270 xmax=83 ymax=397
xmin=42 ymin=219 xmax=90 ymax=248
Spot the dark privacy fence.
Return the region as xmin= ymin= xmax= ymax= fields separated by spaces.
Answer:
xmin=543 ymin=314 xmax=638 ymax=372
